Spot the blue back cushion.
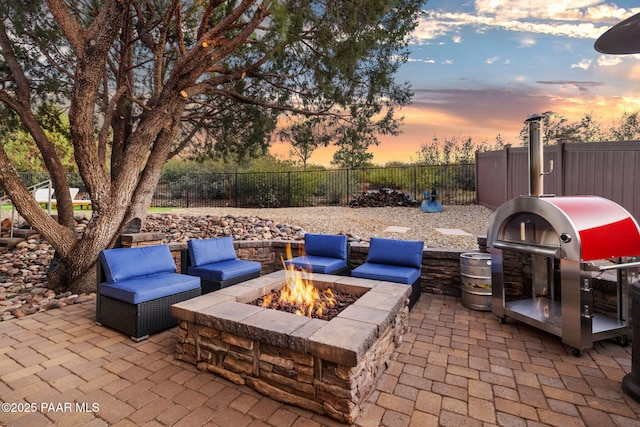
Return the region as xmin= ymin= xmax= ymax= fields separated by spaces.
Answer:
xmin=304 ymin=234 xmax=347 ymax=260
xmin=188 ymin=237 xmax=237 ymax=267
xmin=99 ymin=245 xmax=177 ymax=283
xmin=366 ymin=237 xmax=424 ymax=269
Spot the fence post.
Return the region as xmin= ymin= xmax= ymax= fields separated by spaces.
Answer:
xmin=287 ymin=171 xmax=291 ymax=207
xmin=504 ymin=145 xmax=510 ymax=202
xmin=413 ymin=167 xmax=417 ymax=201
xmin=474 ymin=155 xmax=479 ymax=205
xmin=345 ymin=169 xmax=350 ymax=205
xmin=234 ymin=173 xmax=238 ymax=207
xmin=559 ymin=142 xmax=566 ymax=196
xmin=185 ymin=174 xmax=190 ymax=208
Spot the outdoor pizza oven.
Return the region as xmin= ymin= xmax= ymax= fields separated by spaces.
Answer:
xmin=486 ymin=114 xmax=640 ymax=355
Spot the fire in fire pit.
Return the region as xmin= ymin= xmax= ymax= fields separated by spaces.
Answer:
xmin=251 ymin=244 xmax=358 ymax=320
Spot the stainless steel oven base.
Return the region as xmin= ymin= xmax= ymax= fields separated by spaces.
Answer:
xmin=502 ymin=297 xmax=627 ymax=346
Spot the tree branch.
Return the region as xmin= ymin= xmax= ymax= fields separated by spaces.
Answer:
xmin=44 ymin=0 xmax=87 ymax=56
xmin=0 ymin=23 xmax=31 ymax=101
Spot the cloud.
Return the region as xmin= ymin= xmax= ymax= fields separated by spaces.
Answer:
xmin=411 ymin=2 xmax=640 ymax=44
xmin=406 ymin=57 xmax=436 ymax=64
xmin=486 ymin=56 xmax=500 ymax=64
xmin=571 ymin=59 xmax=593 ymax=69
xmin=536 ymin=80 xmax=605 ymax=92
xmin=519 ymin=37 xmax=536 ymax=47
xmin=596 ymin=55 xmax=632 ymax=67
xmin=473 ymin=1 xmax=640 ymax=22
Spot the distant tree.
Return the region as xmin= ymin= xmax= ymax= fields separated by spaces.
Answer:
xmin=575 ymin=113 xmax=607 ymax=142
xmin=416 ymin=136 xmax=441 ymax=165
xmin=519 ymin=111 xmax=579 ymax=145
xmin=492 ymin=134 xmax=507 ymax=150
xmin=331 ymin=126 xmax=375 ymax=168
xmin=417 ymin=135 xmax=481 ymax=165
xmin=384 ymin=160 xmax=414 ymax=167
xmin=610 ymin=112 xmax=640 ymax=141
xmin=457 ymin=137 xmax=477 ymax=163
xmin=278 ymin=117 xmax=331 ymax=169
xmin=0 ymin=103 xmax=75 ymax=172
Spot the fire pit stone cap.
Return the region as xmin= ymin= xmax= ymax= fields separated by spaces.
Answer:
xmin=369 ymin=281 xmax=413 ymax=298
xmin=334 ymin=276 xmax=381 ymax=289
xmin=171 ymin=293 xmax=235 ymax=323
xmin=238 ymin=308 xmax=324 ymax=352
xmin=308 ymin=317 xmax=379 ymax=366
xmin=239 ymin=274 xmax=283 ymax=288
xmin=194 ymin=301 xmax=264 ymax=334
xmin=353 ymin=287 xmax=408 ymax=314
xmin=337 ymin=304 xmax=395 ymax=335
xmin=214 ymin=284 xmax=268 ymax=303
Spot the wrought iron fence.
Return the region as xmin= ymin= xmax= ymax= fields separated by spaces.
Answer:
xmin=10 ymin=165 xmax=475 ymax=208
xmin=152 ymin=164 xmax=476 ymax=208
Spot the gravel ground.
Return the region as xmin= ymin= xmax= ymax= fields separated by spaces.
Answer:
xmin=173 ymin=205 xmax=495 ymax=250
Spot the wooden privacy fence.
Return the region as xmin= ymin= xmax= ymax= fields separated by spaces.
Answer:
xmin=476 ymin=140 xmax=640 ymax=220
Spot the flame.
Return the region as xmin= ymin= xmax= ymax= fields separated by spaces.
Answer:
xmin=261 ymin=243 xmax=337 ymax=317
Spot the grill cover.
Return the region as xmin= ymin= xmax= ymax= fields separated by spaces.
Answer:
xmin=487 ymin=196 xmax=640 ymax=261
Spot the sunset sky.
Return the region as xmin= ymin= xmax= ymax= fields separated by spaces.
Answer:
xmin=271 ymin=1 xmax=640 ymax=166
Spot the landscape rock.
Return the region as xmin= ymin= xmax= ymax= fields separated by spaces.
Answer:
xmin=0 ymin=212 xmax=311 ymax=322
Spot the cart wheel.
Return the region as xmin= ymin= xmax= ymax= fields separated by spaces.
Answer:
xmin=616 ymin=336 xmax=629 ymax=347
xmin=498 ymin=316 xmax=507 ymax=324
xmin=570 ymin=347 xmax=582 ymax=357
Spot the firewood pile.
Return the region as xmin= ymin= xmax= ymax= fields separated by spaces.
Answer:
xmin=348 ymin=189 xmax=419 ymax=208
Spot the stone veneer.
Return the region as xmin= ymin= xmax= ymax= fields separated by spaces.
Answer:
xmin=170 ymin=270 xmax=411 ymax=424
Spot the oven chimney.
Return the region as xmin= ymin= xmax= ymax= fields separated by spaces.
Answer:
xmin=525 ymin=114 xmax=545 ymax=196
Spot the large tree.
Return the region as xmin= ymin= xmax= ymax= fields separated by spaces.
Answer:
xmin=0 ymin=0 xmax=423 ymax=292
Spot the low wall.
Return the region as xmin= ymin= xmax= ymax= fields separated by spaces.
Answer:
xmin=125 ymin=231 xmax=622 ymax=320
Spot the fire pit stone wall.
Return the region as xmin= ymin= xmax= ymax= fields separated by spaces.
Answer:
xmin=171 ymin=270 xmax=411 ymax=423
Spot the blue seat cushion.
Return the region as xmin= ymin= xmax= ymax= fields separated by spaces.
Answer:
xmin=187 ymin=259 xmax=261 ymax=281
xmin=367 ymin=237 xmax=424 ymax=269
xmin=285 ymin=256 xmax=347 ymax=274
xmin=99 ymin=245 xmax=177 ymax=283
xmin=99 ymin=273 xmax=201 ymax=304
xmin=351 ymin=263 xmax=421 ymax=285
xmin=188 ymin=237 xmax=237 ymax=267
xmin=304 ymin=234 xmax=347 ymax=260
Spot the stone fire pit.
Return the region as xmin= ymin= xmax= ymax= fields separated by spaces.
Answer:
xmin=171 ymin=270 xmax=411 ymax=423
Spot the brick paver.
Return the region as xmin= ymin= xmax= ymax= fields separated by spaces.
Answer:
xmin=0 ymin=295 xmax=639 ymax=426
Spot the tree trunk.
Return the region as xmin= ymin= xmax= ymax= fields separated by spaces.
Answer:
xmin=46 ymin=160 xmax=165 ymax=293
xmin=48 ymin=257 xmax=97 ymax=294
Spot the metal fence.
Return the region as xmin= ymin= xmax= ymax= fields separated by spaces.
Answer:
xmin=152 ymin=164 xmax=476 ymax=208
xmin=9 ymin=164 xmax=476 ymax=208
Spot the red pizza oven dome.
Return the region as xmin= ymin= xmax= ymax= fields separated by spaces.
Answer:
xmin=487 ymin=195 xmax=640 ymax=262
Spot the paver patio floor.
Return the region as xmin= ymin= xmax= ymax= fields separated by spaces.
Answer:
xmin=1 ymin=294 xmax=639 ymax=426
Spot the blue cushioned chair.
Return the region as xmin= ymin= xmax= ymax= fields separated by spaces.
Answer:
xmin=351 ymin=237 xmax=424 ymax=309
xmin=284 ymin=233 xmax=349 ymax=275
xmin=185 ymin=237 xmax=262 ymax=293
xmin=97 ymin=244 xmax=202 ymax=341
